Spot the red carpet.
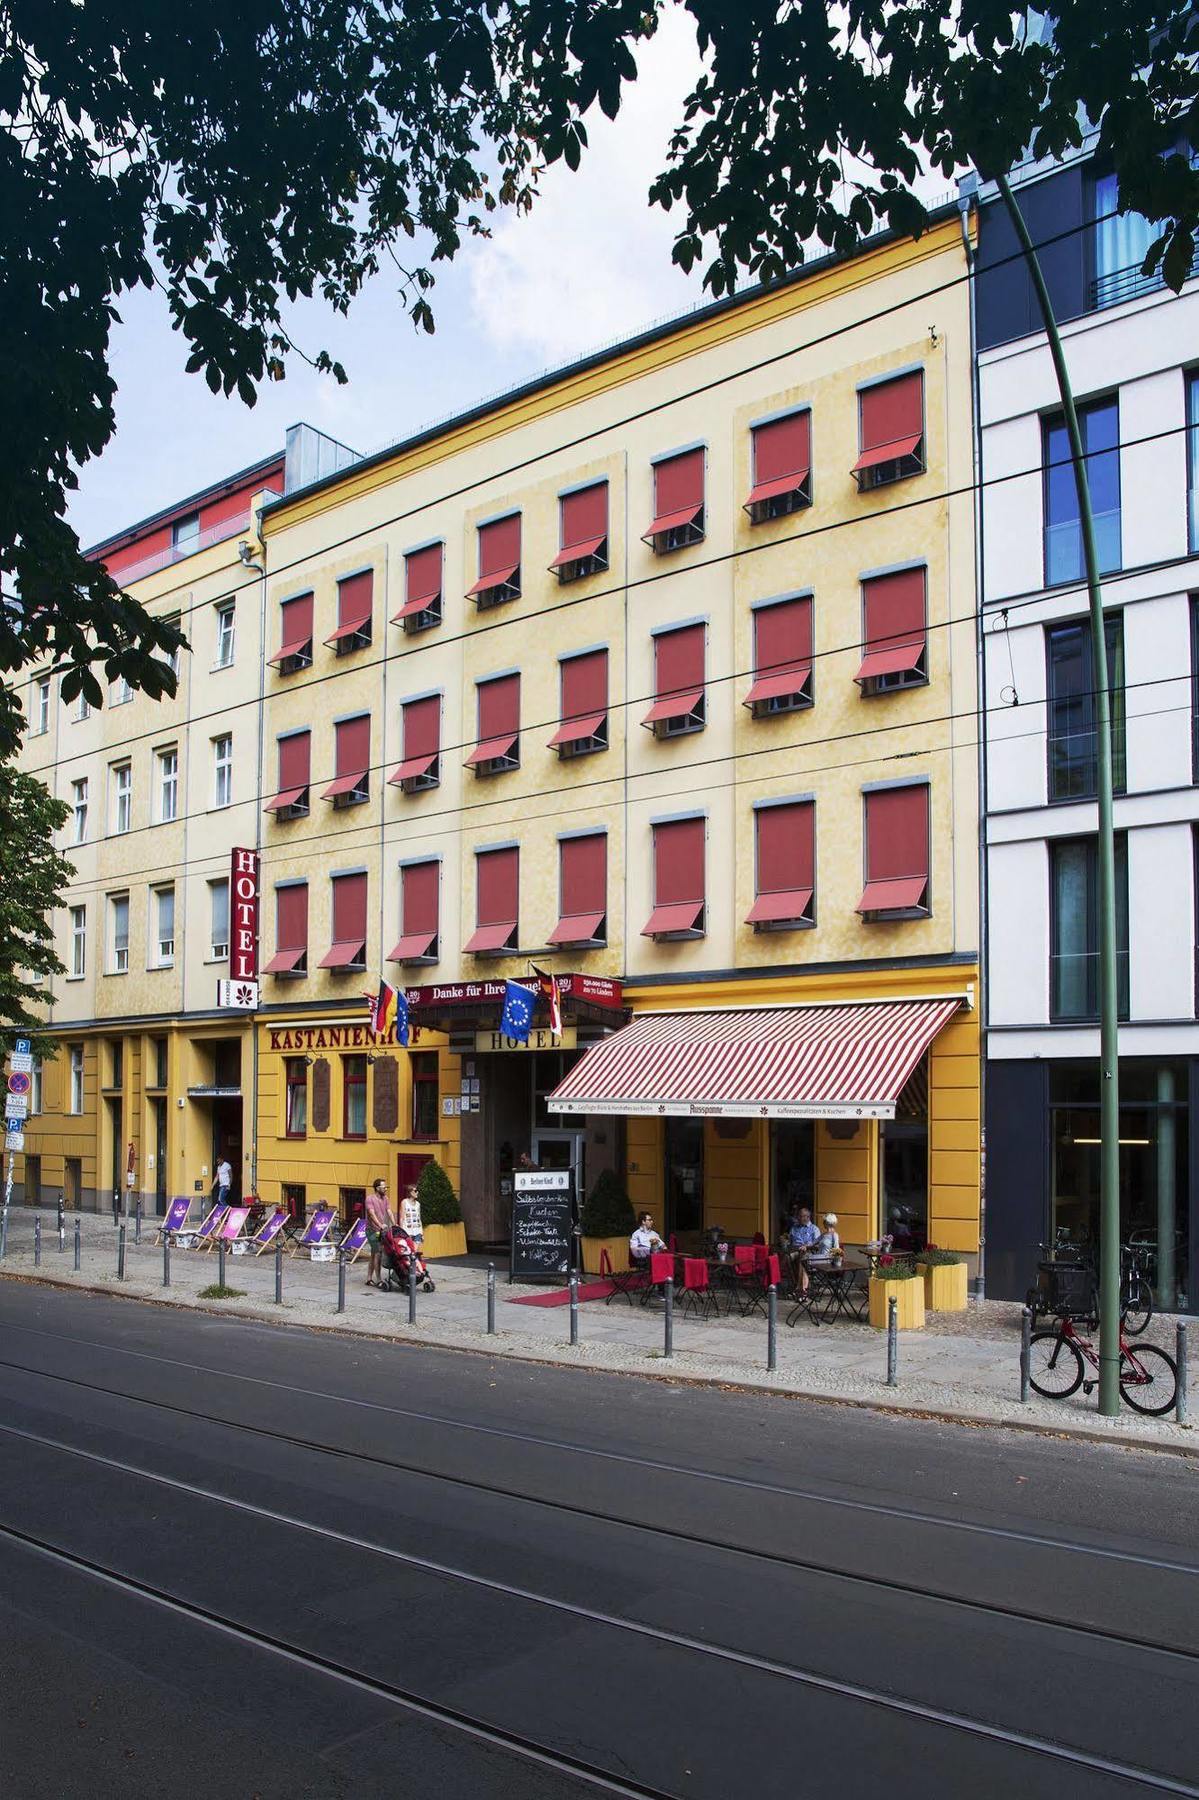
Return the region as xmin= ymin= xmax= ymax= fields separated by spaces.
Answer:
xmin=507 ymin=1279 xmax=616 ymax=1307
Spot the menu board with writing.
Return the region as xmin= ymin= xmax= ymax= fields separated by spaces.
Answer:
xmin=509 ymin=1169 xmax=574 ymax=1284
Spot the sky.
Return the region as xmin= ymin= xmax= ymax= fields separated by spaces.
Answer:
xmin=69 ymin=10 xmax=710 ymax=549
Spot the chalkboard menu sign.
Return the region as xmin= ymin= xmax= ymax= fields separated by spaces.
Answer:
xmin=509 ymin=1169 xmax=575 ymax=1284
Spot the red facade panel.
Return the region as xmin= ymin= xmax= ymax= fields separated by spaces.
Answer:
xmin=561 ymin=650 xmax=607 ymax=723
xmin=276 ymin=883 xmax=308 ymax=949
xmin=654 ymin=817 xmax=704 ymax=905
xmin=403 ymin=861 xmax=439 ymax=935
xmin=655 ymin=624 xmax=704 ymax=700
xmin=560 ymin=833 xmax=607 ymax=917
xmin=478 ymin=674 xmax=519 ymax=740
xmin=331 ymin=871 xmax=368 ymax=943
xmin=756 ymin=802 xmax=814 ymax=894
xmin=477 ymin=847 xmax=518 ymax=925
xmin=335 ymin=715 xmax=370 ymax=778
xmin=403 ymin=696 xmax=440 ymax=762
xmin=278 ymin=732 xmax=310 ymax=790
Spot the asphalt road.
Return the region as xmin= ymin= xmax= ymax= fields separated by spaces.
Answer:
xmin=0 ymin=1282 xmax=1196 ymax=1800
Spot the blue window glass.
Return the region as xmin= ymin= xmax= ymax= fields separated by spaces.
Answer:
xmin=1043 ymin=397 xmax=1121 ymax=587
xmin=1188 ymin=373 xmax=1199 ymax=556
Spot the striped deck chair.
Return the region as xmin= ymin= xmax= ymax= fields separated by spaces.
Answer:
xmin=202 ymin=1204 xmax=250 ymax=1253
xmin=152 ymin=1196 xmax=191 ymax=1246
xmin=181 ymin=1203 xmax=229 ymax=1250
xmin=249 ymin=1208 xmax=288 ymax=1255
xmin=286 ymin=1205 xmax=337 ymax=1258
xmin=337 ymin=1217 xmax=369 ymax=1264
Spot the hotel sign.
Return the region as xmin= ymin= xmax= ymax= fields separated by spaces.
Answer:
xmin=218 ymin=847 xmax=260 ymax=1011
xmin=474 ymin=1027 xmax=578 ymax=1053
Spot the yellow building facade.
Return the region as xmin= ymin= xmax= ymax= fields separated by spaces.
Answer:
xmin=16 ymin=208 xmax=980 ymax=1263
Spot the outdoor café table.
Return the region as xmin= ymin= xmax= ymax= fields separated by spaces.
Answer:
xmin=789 ymin=1258 xmax=868 ymax=1325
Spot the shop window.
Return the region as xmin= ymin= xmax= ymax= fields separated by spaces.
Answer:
xmin=396 ymin=542 xmax=444 ymax=631
xmin=550 ymin=833 xmax=607 ymax=946
xmin=327 ymin=569 xmax=373 ymax=655
xmin=390 ymin=860 xmax=440 ymax=964
xmin=643 ymin=623 xmax=705 ymax=737
xmin=465 ymin=846 xmax=518 ymax=955
xmin=1043 ymin=396 xmax=1121 ymax=586
xmin=549 ymin=482 xmax=608 ymax=582
xmin=465 ymin=673 xmax=520 ymax=775
xmin=853 ymin=371 xmax=925 ymax=490
xmin=467 ymin=514 xmax=521 ymax=609
xmin=855 ymin=568 xmax=927 ymax=693
xmin=322 ymin=715 xmax=370 ymax=807
xmin=745 ymin=597 xmax=813 ymax=714
xmin=644 ymin=816 xmax=705 ymax=939
xmin=390 ymin=694 xmax=441 ymax=793
xmin=339 ymin=1186 xmax=367 ymax=1225
xmin=548 ymin=649 xmax=608 ymax=757
xmin=343 ymin=1057 xmax=367 ymax=1139
xmin=858 ymin=785 xmax=930 ymax=919
xmin=271 ymin=591 xmax=314 ymax=675
xmin=643 ymin=448 xmax=705 ymax=553
xmin=266 ymin=730 xmax=311 ymax=820
xmin=285 ymin=1057 xmax=308 ymax=1137
xmin=748 ymin=801 xmax=815 ymax=929
xmin=411 ymin=1052 xmax=440 ymax=1140
xmin=1049 ymin=834 xmax=1129 ymax=1021
xmin=320 ymin=872 xmax=368 ymax=973
xmin=1046 ymin=614 xmax=1126 ymax=801
xmin=282 ymin=1183 xmax=306 ymax=1223
xmin=265 ymin=882 xmax=308 ymax=977
xmin=746 ymin=409 xmax=812 ymax=521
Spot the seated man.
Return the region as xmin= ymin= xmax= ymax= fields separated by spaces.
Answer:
xmin=786 ymin=1206 xmax=822 ymax=1293
xmin=629 ymin=1212 xmax=667 ymax=1263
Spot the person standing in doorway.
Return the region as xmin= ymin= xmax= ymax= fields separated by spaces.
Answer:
xmin=365 ymin=1177 xmax=394 ymax=1289
xmin=399 ymin=1182 xmax=424 ymax=1253
xmin=212 ymin=1156 xmax=233 ymax=1209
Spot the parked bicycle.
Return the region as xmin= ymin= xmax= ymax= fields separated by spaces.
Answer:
xmin=1028 ymin=1314 xmax=1177 ymax=1415
xmin=1025 ymin=1238 xmax=1153 ymax=1335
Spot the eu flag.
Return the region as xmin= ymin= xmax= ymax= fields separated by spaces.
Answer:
xmin=395 ymin=988 xmax=410 ymax=1047
xmin=500 ymin=980 xmax=535 ymax=1043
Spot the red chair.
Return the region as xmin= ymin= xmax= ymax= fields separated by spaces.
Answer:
xmin=680 ymin=1256 xmax=718 ymax=1320
xmin=668 ymin=1233 xmax=679 ymax=1252
xmin=640 ymin=1250 xmax=676 ymax=1303
xmin=732 ymin=1243 xmax=760 ymax=1311
xmin=600 ymin=1245 xmax=647 ymax=1306
xmin=752 ymin=1232 xmax=767 ymax=1246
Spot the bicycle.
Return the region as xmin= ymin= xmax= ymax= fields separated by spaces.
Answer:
xmin=1118 ymin=1243 xmax=1154 ymax=1336
xmin=1028 ymin=1315 xmax=1178 ymax=1416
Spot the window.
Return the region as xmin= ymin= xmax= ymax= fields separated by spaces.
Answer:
xmin=465 ymin=673 xmax=520 ymax=775
xmin=644 ymin=448 xmax=705 ymax=553
xmin=467 ymin=515 xmax=521 ymax=609
xmin=550 ymin=833 xmax=607 ymax=946
xmin=108 ymin=1040 xmax=123 ymax=1089
xmin=322 ymin=716 xmax=370 ymax=807
xmin=1046 ymin=615 xmax=1126 ymax=801
xmin=213 ymin=734 xmax=233 ymax=809
xmin=1050 ymin=835 xmax=1130 ymax=1022
xmin=465 ymin=846 xmax=519 ymax=954
xmin=390 ymin=860 xmax=440 ymax=964
xmin=549 ymin=482 xmax=608 ymax=582
xmin=853 ymin=371 xmax=925 ymax=489
xmin=327 ymin=569 xmax=373 ymax=655
xmin=643 ymin=623 xmax=705 ymax=736
xmin=285 ymin=1057 xmax=308 ymax=1137
xmin=271 ymin=591 xmax=314 ymax=674
xmin=265 ymin=882 xmax=308 ymax=977
xmin=857 ymin=785 xmax=930 ymax=918
xmin=411 ymin=1052 xmax=440 ymax=1140
xmin=33 ymin=677 xmax=50 ymax=736
xmin=209 ymin=879 xmax=230 ymax=959
xmin=549 ymin=649 xmax=608 ymax=756
xmin=320 ymin=871 xmax=368 ymax=971
xmin=1089 ymin=168 xmax=1161 ymax=310
xmin=153 ymin=886 xmax=175 ymax=966
xmin=109 ymin=674 xmax=132 ymax=706
xmin=172 ymin=513 xmax=200 ymax=554
xmin=74 ymin=691 xmax=91 ymax=723
xmin=745 ymin=597 xmax=813 ymax=714
xmin=1188 ymin=374 xmax=1199 ymax=555
xmin=745 ymin=410 xmax=812 ymax=521
xmin=70 ymin=904 xmax=86 ymax=978
xmin=266 ymin=730 xmax=311 ymax=819
xmin=390 ymin=695 xmax=441 ymax=793
xmin=70 ymin=778 xmax=88 ymax=845
xmin=112 ymin=762 xmax=131 ymax=834
xmin=156 ymin=747 xmax=178 ymax=822
xmin=855 ymin=567 xmax=928 ymax=694
xmin=109 ymin=893 xmax=130 ymax=973
xmin=30 ymin=1059 xmax=43 ymax=1116
xmin=282 ymin=1183 xmax=307 ymax=1224
xmin=164 ymin=615 xmax=182 ymax=680
xmin=748 ymin=801 xmax=816 ymax=929
xmin=1043 ymin=396 xmax=1121 ymax=586
xmin=153 ymin=1038 xmax=169 ymax=1089
xmin=396 ymin=542 xmax=444 ymax=630
xmin=215 ymin=602 xmax=236 ymax=668
xmin=69 ymin=1045 xmax=84 ymax=1115
xmin=343 ymin=1055 xmax=367 ymax=1138
xmin=644 ymin=816 xmax=705 ymax=938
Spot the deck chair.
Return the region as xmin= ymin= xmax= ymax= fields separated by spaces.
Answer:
xmin=249 ymin=1208 xmax=288 ymax=1255
xmin=152 ymin=1196 xmax=191 ymax=1245
xmin=203 ymin=1205 xmax=250 ymax=1252
xmin=182 ymin=1203 xmax=229 ymax=1249
xmin=337 ymin=1217 xmax=369 ymax=1263
xmin=286 ymin=1205 xmax=337 ymax=1257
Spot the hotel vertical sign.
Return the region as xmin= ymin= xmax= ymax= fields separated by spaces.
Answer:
xmin=217 ymin=846 xmax=260 ymax=1010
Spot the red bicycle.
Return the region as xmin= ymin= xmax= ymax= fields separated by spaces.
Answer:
xmin=1028 ymin=1316 xmax=1177 ymax=1416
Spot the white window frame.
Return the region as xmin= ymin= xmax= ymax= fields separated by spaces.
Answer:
xmin=70 ymin=778 xmax=88 ymax=845
xmin=30 ymin=1059 xmax=43 ymax=1116
xmin=69 ymin=905 xmax=86 ymax=978
xmin=112 ymin=763 xmax=132 ymax=835
xmin=110 ymin=894 xmax=130 ymax=975
xmin=69 ymin=1046 xmax=84 ymax=1115
xmin=34 ymin=678 xmax=50 ymax=736
xmin=213 ymin=734 xmax=233 ymax=809
xmin=209 ymin=878 xmax=230 ymax=961
xmin=110 ymin=675 xmax=133 ymax=706
xmin=157 ymin=747 xmax=178 ymax=823
xmin=153 ymin=886 xmax=175 ymax=967
xmin=74 ymin=692 xmax=91 ymax=723
xmin=215 ymin=602 xmax=236 ymax=668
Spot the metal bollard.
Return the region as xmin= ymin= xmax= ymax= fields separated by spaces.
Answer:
xmin=163 ymin=1235 xmax=171 ymax=1288
xmin=569 ymin=1272 xmax=579 ymax=1346
xmin=886 ymin=1295 xmax=898 ymax=1386
xmin=218 ymin=1237 xmax=226 ymax=1289
xmin=486 ymin=1262 xmax=496 ymax=1334
xmin=408 ymin=1259 xmax=417 ymax=1324
xmin=664 ymin=1277 xmax=674 ymax=1358
xmin=73 ymin=1218 xmax=81 ymax=1271
xmin=34 ymin=1216 xmax=41 ymax=1267
xmin=0 ymin=1208 xmax=7 ymax=1260
xmin=767 ymin=1283 xmax=778 ymax=1371
xmin=275 ymin=1240 xmax=283 ymax=1305
xmin=117 ymin=1222 xmax=127 ymax=1281
xmin=1020 ymin=1305 xmax=1032 ymax=1404
xmin=1177 ymin=1322 xmax=1189 ymax=1427
xmin=134 ymin=1200 xmax=142 ymax=1245
xmin=337 ymin=1254 xmax=346 ymax=1313
xmin=112 ymin=1188 xmax=119 ymax=1227
xmin=57 ymin=1195 xmax=65 ymax=1253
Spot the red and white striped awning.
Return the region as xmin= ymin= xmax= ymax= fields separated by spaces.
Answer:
xmin=548 ymin=997 xmax=963 ymax=1121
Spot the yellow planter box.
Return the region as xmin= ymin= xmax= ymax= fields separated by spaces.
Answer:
xmin=920 ymin=1260 xmax=968 ymax=1311
xmin=581 ymin=1235 xmax=632 ymax=1276
xmin=868 ymin=1276 xmax=926 ymax=1330
xmin=421 ymin=1221 xmax=467 ymax=1260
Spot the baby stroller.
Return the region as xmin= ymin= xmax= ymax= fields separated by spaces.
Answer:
xmin=380 ymin=1224 xmax=435 ymax=1293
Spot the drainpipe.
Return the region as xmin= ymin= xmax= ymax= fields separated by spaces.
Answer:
xmin=239 ymin=508 xmax=269 ymax=1198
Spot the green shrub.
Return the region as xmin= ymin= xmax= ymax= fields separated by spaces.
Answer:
xmin=579 ymin=1168 xmax=635 ymax=1238
xmin=916 ymin=1244 xmax=963 ymax=1267
xmin=416 ymin=1159 xmax=462 ymax=1225
xmin=870 ymin=1257 xmax=922 ymax=1282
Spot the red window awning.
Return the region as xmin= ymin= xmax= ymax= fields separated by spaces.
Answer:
xmin=322 ymin=770 xmax=367 ymax=799
xmin=469 ymin=514 xmax=521 ymax=596
xmin=856 ymin=372 xmax=924 ymax=473
xmin=274 ymin=884 xmax=308 ymax=960
xmin=857 ymin=876 xmax=928 ymax=913
xmin=750 ymin=802 xmax=814 ymax=924
xmin=271 ymin=591 xmax=314 ymax=666
xmin=746 ymin=887 xmax=815 ymax=924
xmin=745 ymin=471 xmax=811 ymax=509
xmin=469 ymin=846 xmax=518 ymax=951
xmin=646 ymin=623 xmax=704 ymax=726
xmin=318 ymin=939 xmax=367 ymax=969
xmin=852 ymin=434 xmax=923 ymax=474
xmin=391 ymin=861 xmax=438 ymax=957
xmin=548 ymin=711 xmax=607 ymax=749
xmin=389 ymin=929 xmax=438 ymax=962
xmin=745 ymin=597 xmax=813 ymax=706
xmin=643 ymin=504 xmax=703 ymax=543
xmin=464 ymin=921 xmax=516 ymax=954
xmin=465 ymin=733 xmax=518 ymax=768
xmin=264 ymin=787 xmax=307 ymax=813
xmin=395 ymin=544 xmax=442 ymax=620
xmin=860 ymin=784 xmax=929 ymax=914
xmin=326 ymin=569 xmax=372 ymax=644
xmin=391 ymin=695 xmax=439 ymax=782
xmin=856 ymin=568 xmax=926 ymax=683
xmin=549 ymin=534 xmax=605 ymax=571
xmin=467 ymin=562 xmax=520 ymax=596
xmin=547 ymin=997 xmax=962 ymax=1119
xmin=855 ymin=642 xmax=926 ymax=682
xmin=389 ymin=753 xmax=438 ymax=785
xmin=642 ymin=899 xmax=704 ymax=937
xmin=263 ymin=945 xmax=306 ymax=976
xmin=643 ymin=690 xmax=703 ymax=726
xmin=552 ymin=834 xmax=606 ymax=942
xmin=744 ymin=668 xmax=813 ymax=706
xmin=747 ymin=411 xmax=811 ymax=513
xmin=548 ymin=911 xmax=606 ymax=946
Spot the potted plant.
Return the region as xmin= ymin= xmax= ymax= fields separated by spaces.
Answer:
xmin=415 ymin=1160 xmax=467 ymax=1260
xmin=867 ymin=1256 xmax=926 ymax=1330
xmin=579 ymin=1169 xmax=636 ymax=1275
xmin=916 ymin=1243 xmax=968 ymax=1312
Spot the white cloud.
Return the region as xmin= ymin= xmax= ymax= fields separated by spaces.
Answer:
xmin=466 ymin=9 xmax=706 ymax=365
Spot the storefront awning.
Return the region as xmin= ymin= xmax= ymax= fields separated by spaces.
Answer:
xmin=547 ymin=996 xmax=963 ymax=1121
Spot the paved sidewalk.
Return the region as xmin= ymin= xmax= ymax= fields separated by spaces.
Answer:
xmin=1 ymin=1206 xmax=1195 ymax=1453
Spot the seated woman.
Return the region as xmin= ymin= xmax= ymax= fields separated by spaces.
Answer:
xmin=807 ymin=1214 xmax=841 ymax=1265
xmin=629 ymin=1212 xmax=668 ymax=1263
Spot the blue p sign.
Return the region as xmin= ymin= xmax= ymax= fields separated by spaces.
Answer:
xmin=14 ymin=1039 xmax=30 ymax=1056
